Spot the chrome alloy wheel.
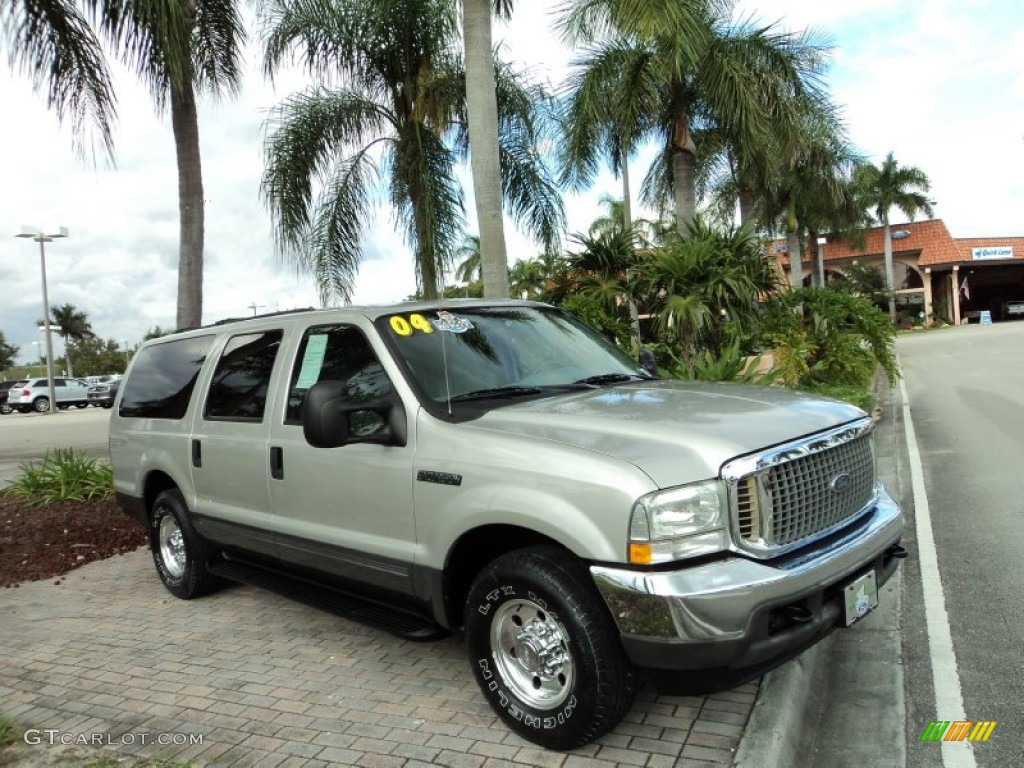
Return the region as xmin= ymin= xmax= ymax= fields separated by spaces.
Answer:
xmin=490 ymin=598 xmax=575 ymax=709
xmin=158 ymin=514 xmax=186 ymax=579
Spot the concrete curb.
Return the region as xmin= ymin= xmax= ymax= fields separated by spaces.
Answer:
xmin=732 ymin=634 xmax=832 ymax=766
xmin=734 ymin=370 xmax=893 ymax=766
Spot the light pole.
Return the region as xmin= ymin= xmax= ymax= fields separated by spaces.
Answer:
xmin=16 ymin=226 xmax=68 ymax=415
xmin=120 ymin=339 xmax=130 ymax=368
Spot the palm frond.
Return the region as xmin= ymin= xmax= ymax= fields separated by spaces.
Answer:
xmin=2 ymin=0 xmax=118 ymax=162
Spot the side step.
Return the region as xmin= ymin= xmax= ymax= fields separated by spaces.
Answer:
xmin=208 ymin=559 xmax=449 ymax=642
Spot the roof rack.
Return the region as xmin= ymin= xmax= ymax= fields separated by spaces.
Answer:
xmin=174 ymin=307 xmax=320 ymax=334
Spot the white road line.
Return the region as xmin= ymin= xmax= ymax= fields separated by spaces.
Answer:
xmin=899 ymin=378 xmax=975 ymax=768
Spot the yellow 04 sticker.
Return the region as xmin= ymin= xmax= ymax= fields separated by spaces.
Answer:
xmin=389 ymin=313 xmax=434 ymax=336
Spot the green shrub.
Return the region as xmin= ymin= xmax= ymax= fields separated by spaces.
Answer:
xmin=761 ymin=287 xmax=899 ymax=388
xmin=7 ymin=448 xmax=114 ymax=504
xmin=667 ymin=339 xmax=776 ymax=384
xmin=0 ymin=716 xmax=19 ymax=747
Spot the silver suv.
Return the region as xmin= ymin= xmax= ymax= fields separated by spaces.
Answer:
xmin=8 ymin=377 xmax=91 ymax=412
xmin=110 ymin=301 xmax=904 ymax=749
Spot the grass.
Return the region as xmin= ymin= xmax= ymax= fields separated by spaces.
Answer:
xmin=0 ymin=716 xmax=18 ymax=747
xmin=5 ymin=448 xmax=114 ymax=504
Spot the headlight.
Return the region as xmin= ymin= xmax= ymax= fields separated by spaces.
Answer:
xmin=628 ymin=480 xmax=728 ymax=564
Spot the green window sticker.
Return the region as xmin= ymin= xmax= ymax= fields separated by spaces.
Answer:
xmin=295 ymin=334 xmax=328 ymax=389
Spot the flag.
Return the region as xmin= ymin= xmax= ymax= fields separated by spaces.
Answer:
xmin=960 ymin=275 xmax=970 ymax=300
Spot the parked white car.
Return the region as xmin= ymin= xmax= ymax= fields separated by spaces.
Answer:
xmin=8 ymin=377 xmax=91 ymax=413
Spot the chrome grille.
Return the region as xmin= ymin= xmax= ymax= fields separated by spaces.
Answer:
xmin=763 ymin=436 xmax=875 ymax=546
xmin=723 ymin=419 xmax=877 ymax=557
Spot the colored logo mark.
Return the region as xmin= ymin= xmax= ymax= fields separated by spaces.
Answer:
xmin=920 ymin=721 xmax=997 ymax=742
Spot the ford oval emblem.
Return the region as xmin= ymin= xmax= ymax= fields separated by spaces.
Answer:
xmin=830 ymin=473 xmax=852 ymax=493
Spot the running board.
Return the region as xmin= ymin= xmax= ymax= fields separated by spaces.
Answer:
xmin=208 ymin=559 xmax=449 ymax=641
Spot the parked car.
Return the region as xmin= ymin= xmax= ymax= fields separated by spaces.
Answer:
xmin=0 ymin=379 xmax=28 ymax=415
xmin=110 ymin=300 xmax=905 ymax=750
xmin=1002 ymin=300 xmax=1024 ymax=319
xmin=8 ymin=377 xmax=91 ymax=413
xmin=87 ymin=378 xmax=122 ymax=408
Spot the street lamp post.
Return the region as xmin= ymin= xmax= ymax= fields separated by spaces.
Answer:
xmin=16 ymin=226 xmax=68 ymax=415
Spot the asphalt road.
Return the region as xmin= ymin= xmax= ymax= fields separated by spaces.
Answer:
xmin=898 ymin=322 xmax=1024 ymax=768
xmin=0 ymin=406 xmax=111 ymax=488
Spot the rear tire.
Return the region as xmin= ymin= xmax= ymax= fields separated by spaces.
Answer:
xmin=149 ymin=489 xmax=220 ymax=599
xmin=33 ymin=397 xmax=50 ymax=413
xmin=75 ymin=402 xmax=88 ymax=409
xmin=465 ymin=546 xmax=635 ymax=750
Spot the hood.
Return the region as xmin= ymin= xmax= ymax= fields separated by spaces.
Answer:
xmin=472 ymin=380 xmax=865 ymax=488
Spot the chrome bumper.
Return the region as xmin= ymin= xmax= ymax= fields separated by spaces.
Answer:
xmin=591 ymin=483 xmax=903 ymax=670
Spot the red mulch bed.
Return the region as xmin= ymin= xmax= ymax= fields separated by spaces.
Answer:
xmin=0 ymin=493 xmax=148 ymax=588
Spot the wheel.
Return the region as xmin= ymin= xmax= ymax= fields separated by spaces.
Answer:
xmin=102 ymin=403 xmax=113 ymax=409
xmin=75 ymin=402 xmax=88 ymax=409
xmin=0 ymin=405 xmax=9 ymax=415
xmin=33 ymin=397 xmax=50 ymax=413
xmin=465 ymin=546 xmax=635 ymax=750
xmin=149 ymin=489 xmax=220 ymax=599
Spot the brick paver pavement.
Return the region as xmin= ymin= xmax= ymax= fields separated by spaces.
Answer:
xmin=0 ymin=549 xmax=755 ymax=767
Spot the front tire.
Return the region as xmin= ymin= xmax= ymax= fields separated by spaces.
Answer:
xmin=149 ymin=489 xmax=220 ymax=599
xmin=465 ymin=546 xmax=635 ymax=750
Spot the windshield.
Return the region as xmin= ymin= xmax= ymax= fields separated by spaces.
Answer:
xmin=377 ymin=305 xmax=648 ymax=406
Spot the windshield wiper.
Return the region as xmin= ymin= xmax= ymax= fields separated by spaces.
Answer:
xmin=449 ymin=386 xmax=544 ymax=403
xmin=573 ymin=373 xmax=652 ymax=386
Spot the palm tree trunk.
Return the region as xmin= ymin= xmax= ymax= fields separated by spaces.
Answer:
xmin=63 ymin=333 xmax=74 ymax=378
xmin=738 ymin=187 xmax=756 ymax=227
xmin=620 ymin=153 xmax=640 ymax=348
xmin=671 ymin=115 xmax=698 ymax=233
xmin=463 ymin=0 xmax=509 ymax=298
xmin=786 ymin=198 xmax=802 ymax=287
xmin=882 ymin=221 xmax=896 ymax=321
xmin=172 ymin=79 xmax=205 ymax=329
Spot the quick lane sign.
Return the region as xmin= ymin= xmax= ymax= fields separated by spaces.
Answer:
xmin=972 ymin=246 xmax=1013 ymax=260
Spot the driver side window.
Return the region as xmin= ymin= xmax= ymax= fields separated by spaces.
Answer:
xmin=285 ymin=324 xmax=393 ymax=425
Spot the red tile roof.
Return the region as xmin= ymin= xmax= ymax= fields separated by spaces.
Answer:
xmin=772 ymin=220 xmax=1024 ymax=268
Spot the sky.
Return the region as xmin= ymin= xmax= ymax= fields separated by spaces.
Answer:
xmin=1 ymin=0 xmax=1022 ymax=364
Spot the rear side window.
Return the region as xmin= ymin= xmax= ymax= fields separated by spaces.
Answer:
xmin=285 ymin=325 xmax=392 ymax=424
xmin=204 ymin=330 xmax=283 ymax=421
xmin=119 ymin=335 xmax=215 ymax=419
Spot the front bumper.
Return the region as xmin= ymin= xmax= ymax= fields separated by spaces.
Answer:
xmin=591 ymin=483 xmax=903 ymax=672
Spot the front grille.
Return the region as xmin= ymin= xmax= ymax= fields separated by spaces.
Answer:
xmin=727 ymin=420 xmax=876 ymax=556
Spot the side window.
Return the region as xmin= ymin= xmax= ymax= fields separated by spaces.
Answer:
xmin=204 ymin=330 xmax=283 ymax=421
xmin=285 ymin=325 xmax=392 ymax=425
xmin=53 ymin=378 xmax=67 ymax=387
xmin=119 ymin=335 xmax=215 ymax=419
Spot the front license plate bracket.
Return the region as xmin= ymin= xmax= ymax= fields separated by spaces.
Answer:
xmin=842 ymin=570 xmax=879 ymax=626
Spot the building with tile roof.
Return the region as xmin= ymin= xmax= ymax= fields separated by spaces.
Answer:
xmin=774 ymin=220 xmax=1024 ymax=324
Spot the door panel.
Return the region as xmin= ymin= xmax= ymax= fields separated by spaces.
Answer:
xmin=189 ymin=330 xmax=284 ymax=556
xmin=267 ymin=322 xmax=416 ymax=593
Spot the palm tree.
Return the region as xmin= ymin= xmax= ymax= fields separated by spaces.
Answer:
xmin=854 ymin=152 xmax=935 ymax=320
xmin=39 ymin=302 xmax=94 ymax=378
xmin=7 ymin=0 xmax=244 ymax=329
xmin=508 ymin=257 xmax=547 ymax=299
xmin=560 ymin=13 xmax=828 ymax=235
xmin=261 ymin=0 xmax=564 ymax=303
xmin=463 ymin=0 xmax=512 ymax=299
xmin=631 ymin=218 xmax=779 ymax=363
xmin=461 ymin=0 xmax=708 ymax=299
xmin=0 ymin=0 xmax=118 ymax=161
xmin=455 ymin=234 xmax=483 ymax=285
xmin=2 ymin=0 xmax=243 ymax=330
xmin=106 ymin=0 xmax=245 ymax=329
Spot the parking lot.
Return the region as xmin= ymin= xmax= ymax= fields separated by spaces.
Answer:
xmin=0 ymin=406 xmax=111 ymax=488
xmin=0 ymin=547 xmax=754 ymax=767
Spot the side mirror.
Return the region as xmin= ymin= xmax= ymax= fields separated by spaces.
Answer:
xmin=638 ymin=347 xmax=658 ymax=377
xmin=302 ymin=380 xmax=407 ymax=448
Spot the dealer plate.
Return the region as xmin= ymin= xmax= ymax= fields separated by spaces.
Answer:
xmin=843 ymin=570 xmax=879 ymax=626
